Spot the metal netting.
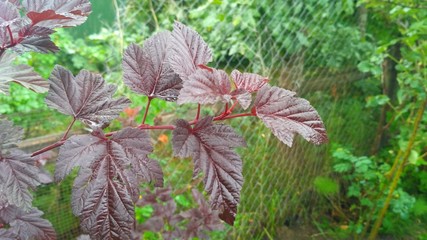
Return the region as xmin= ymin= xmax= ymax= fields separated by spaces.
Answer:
xmin=5 ymin=0 xmax=380 ymax=239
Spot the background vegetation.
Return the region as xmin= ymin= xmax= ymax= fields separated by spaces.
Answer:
xmin=2 ymin=0 xmax=426 ymax=239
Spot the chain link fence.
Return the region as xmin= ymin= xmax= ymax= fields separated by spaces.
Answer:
xmin=8 ymin=0 xmax=381 ymax=239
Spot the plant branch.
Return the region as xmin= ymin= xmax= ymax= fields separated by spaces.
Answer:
xmin=31 ymin=107 xmax=256 ymax=157
xmin=214 ymin=112 xmax=255 ymax=121
xmin=195 ymin=104 xmax=201 ymax=121
xmin=61 ymin=118 xmax=76 ymax=140
xmin=368 ymin=99 xmax=427 ymax=240
xmin=227 ymin=101 xmax=238 ymax=114
xmin=148 ymin=0 xmax=159 ymax=31
xmin=112 ymin=0 xmax=124 ymax=55
xmin=141 ymin=98 xmax=152 ymax=125
xmin=31 ymin=140 xmax=66 ymax=157
xmin=139 ymin=124 xmax=175 ymax=130
xmin=7 ymin=26 xmax=14 ymax=45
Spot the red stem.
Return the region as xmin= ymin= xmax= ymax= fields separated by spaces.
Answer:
xmin=7 ymin=26 xmax=14 ymax=45
xmin=61 ymin=118 xmax=76 ymax=140
xmin=139 ymin=125 xmax=175 ymax=130
xmin=195 ymin=104 xmax=201 ymax=121
xmin=141 ymin=98 xmax=152 ymax=125
xmin=227 ymin=101 xmax=238 ymax=114
xmin=30 ymin=103 xmax=255 ymax=157
xmin=31 ymin=140 xmax=66 ymax=157
xmin=214 ymin=112 xmax=255 ymax=120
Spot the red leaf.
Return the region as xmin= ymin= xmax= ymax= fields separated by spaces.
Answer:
xmin=0 ymin=1 xmax=19 ymax=26
xmin=60 ymin=128 xmax=162 ymax=239
xmin=45 ymin=65 xmax=130 ymax=127
xmin=0 ymin=205 xmax=56 ymax=240
xmin=23 ymin=0 xmax=91 ymax=28
xmin=178 ymin=189 xmax=224 ymax=239
xmin=123 ymin=32 xmax=182 ymax=101
xmin=231 ymin=89 xmax=252 ymax=110
xmin=254 ymin=85 xmax=328 ymax=147
xmin=169 ymin=21 xmax=212 ymax=80
xmin=0 ymin=129 xmax=41 ymax=209
xmin=172 ymin=117 xmax=245 ymax=225
xmin=12 ymin=35 xmax=59 ymax=53
xmin=177 ymin=68 xmax=232 ymax=105
xmin=0 ymin=119 xmax=23 ymax=150
xmin=0 ymin=51 xmax=49 ymax=95
xmin=231 ymin=69 xmax=268 ymax=93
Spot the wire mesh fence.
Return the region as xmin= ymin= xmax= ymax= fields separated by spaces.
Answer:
xmin=5 ymin=0 xmax=380 ymax=239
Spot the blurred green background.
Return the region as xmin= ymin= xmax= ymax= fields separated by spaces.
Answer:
xmin=2 ymin=0 xmax=427 ymax=239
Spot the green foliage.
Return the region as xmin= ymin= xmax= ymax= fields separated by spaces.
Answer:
xmin=331 ymin=145 xmax=421 ymax=236
xmin=313 ymin=176 xmax=339 ymax=196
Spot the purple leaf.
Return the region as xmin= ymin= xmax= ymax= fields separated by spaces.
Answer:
xmin=54 ymin=134 xmax=105 ymax=181
xmin=0 ymin=119 xmax=23 ymax=150
xmin=123 ymin=32 xmax=182 ymax=101
xmin=13 ymin=35 xmax=59 ymax=53
xmin=0 ymin=51 xmax=49 ymax=95
xmin=0 ymin=149 xmax=41 ymax=209
xmin=0 ymin=229 xmax=17 ymax=239
xmin=0 ymin=0 xmax=20 ymax=7
xmin=172 ymin=117 xmax=245 ymax=225
xmin=177 ymin=68 xmax=232 ymax=105
xmin=135 ymin=187 xmax=177 ymax=233
xmin=23 ymin=0 xmax=92 ymax=28
xmin=231 ymin=69 xmax=268 ymax=93
xmin=12 ymin=25 xmax=58 ymax=53
xmin=169 ymin=21 xmax=212 ymax=80
xmin=0 ymin=205 xmax=56 ymax=240
xmin=179 ymin=189 xmax=224 ymax=239
xmin=45 ymin=65 xmax=130 ymax=127
xmin=231 ymin=89 xmax=252 ymax=110
xmin=0 ymin=1 xmax=19 ymax=26
xmin=59 ymin=128 xmax=162 ymax=239
xmin=254 ymin=85 xmax=328 ymax=147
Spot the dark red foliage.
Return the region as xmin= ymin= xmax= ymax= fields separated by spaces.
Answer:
xmin=169 ymin=21 xmax=212 ymax=80
xmin=172 ymin=117 xmax=246 ymax=225
xmin=0 ymin=205 xmax=56 ymax=240
xmin=45 ymin=65 xmax=130 ymax=128
xmin=0 ymin=0 xmax=91 ymax=94
xmin=57 ymin=128 xmax=163 ymax=239
xmin=0 ymin=120 xmax=55 ymax=240
xmin=254 ymin=85 xmax=328 ymax=147
xmin=135 ymin=187 xmax=223 ymax=239
xmin=0 ymin=3 xmax=329 ymax=238
xmin=0 ymin=51 xmax=49 ymax=95
xmin=23 ymin=0 xmax=92 ymax=28
xmin=123 ymin=32 xmax=182 ymax=101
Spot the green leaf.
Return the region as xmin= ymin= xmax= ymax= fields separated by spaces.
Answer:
xmin=408 ymin=150 xmax=419 ymax=165
xmin=174 ymin=194 xmax=191 ymax=208
xmin=347 ymin=185 xmax=361 ymax=198
xmin=313 ymin=176 xmax=339 ymax=196
xmin=360 ymin=198 xmax=373 ymax=207
xmin=333 ymin=162 xmax=352 ymax=173
xmin=135 ymin=205 xmax=154 ymax=224
xmin=412 ymin=199 xmax=427 ymax=216
xmin=366 ymin=95 xmax=390 ymax=108
xmin=296 ymin=32 xmax=309 ymax=46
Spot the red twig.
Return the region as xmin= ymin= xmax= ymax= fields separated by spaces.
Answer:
xmin=141 ymin=98 xmax=152 ymax=125
xmin=214 ymin=112 xmax=255 ymax=121
xmin=30 ymin=104 xmax=256 ymax=157
xmin=195 ymin=104 xmax=201 ymax=121
xmin=6 ymin=26 xmax=14 ymax=45
xmin=61 ymin=118 xmax=76 ymax=140
xmin=31 ymin=140 xmax=66 ymax=157
xmin=139 ymin=124 xmax=175 ymax=130
xmin=227 ymin=101 xmax=238 ymax=114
